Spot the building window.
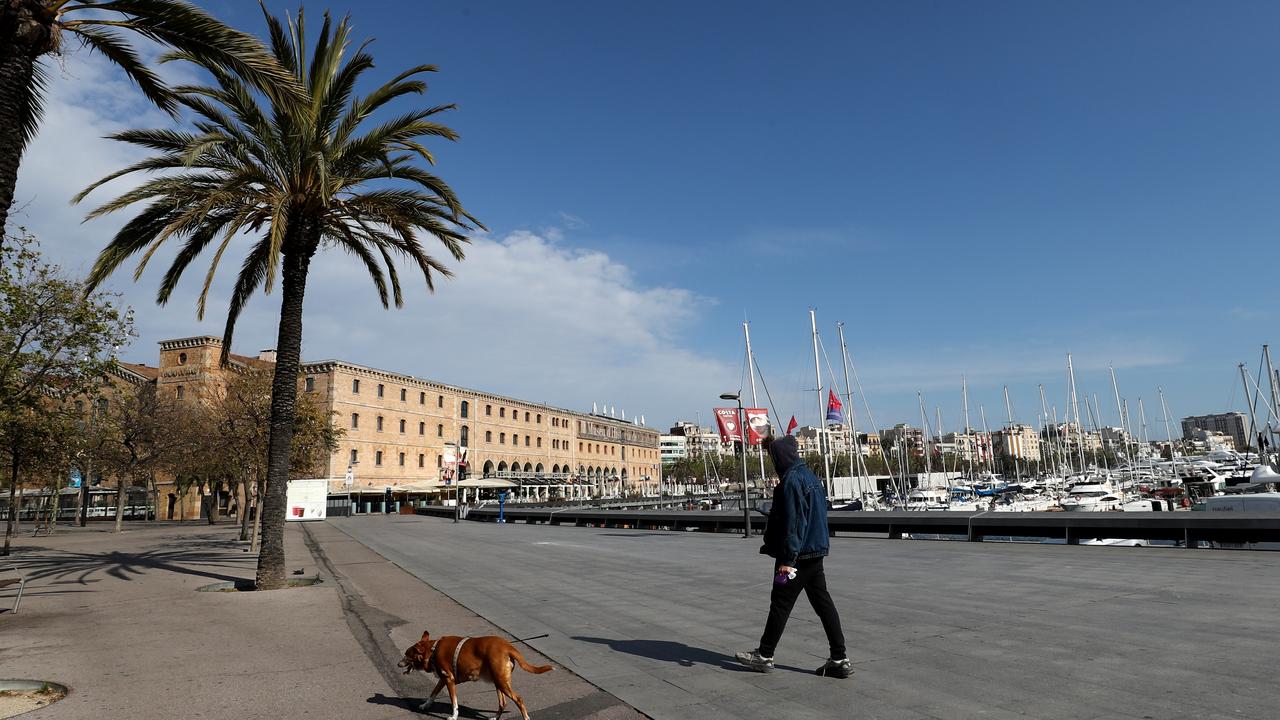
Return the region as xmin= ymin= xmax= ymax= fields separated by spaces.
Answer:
xmin=419 ymin=422 xmax=425 ymax=435
xmin=352 ymin=379 xmax=360 ymax=394
xmin=460 ymin=401 xmax=469 ymax=419
xmin=400 ymin=388 xmax=407 ymax=402
xmin=437 ymin=423 xmax=444 ymax=437
xmin=176 ymin=385 xmax=184 ymax=400
xmin=526 ymin=436 xmax=531 ymax=447
xmin=536 ymin=437 xmax=541 ymax=448
xmin=350 ymin=449 xmax=358 ymax=464
xmin=525 ymin=412 xmax=530 ymax=422
xmin=304 ymin=376 xmax=315 ymax=392
xmin=376 ymin=416 xmax=384 ymax=432
xmin=351 ymin=413 xmax=359 ymax=429
xmin=399 ymin=452 xmax=405 ymax=466
xmin=486 ymin=430 xmax=492 ymax=443
xmin=537 ymin=414 xmax=542 ymax=424
xmin=500 ymin=433 xmax=506 ymax=444
xmin=178 ymin=352 xmax=187 ymax=365
xmin=376 ymin=451 xmax=383 ymax=466
xmin=499 ymin=407 xmax=505 ymax=418
xmin=460 ymin=426 xmax=469 ymax=446
xmin=418 ymin=454 xmax=425 ymax=468
xmin=438 ymin=395 xmax=444 ymax=408
xmin=579 ymin=442 xmax=583 ymax=452
xmin=377 ymin=383 xmax=384 ymax=398
xmin=486 ymin=404 xmax=492 ymax=416
xmin=437 ymin=455 xmax=443 ymax=468
xmin=552 ymin=418 xmax=557 ymax=428
xmin=399 ymin=419 xmax=406 ymax=433
xmin=513 ymin=434 xmax=519 ymax=446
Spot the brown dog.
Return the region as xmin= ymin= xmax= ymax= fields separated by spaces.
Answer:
xmin=398 ymin=630 xmax=553 ymax=720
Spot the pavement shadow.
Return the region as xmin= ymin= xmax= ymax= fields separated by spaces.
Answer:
xmin=573 ymin=635 xmax=806 ymax=673
xmin=366 ymin=692 xmax=491 ymax=718
xmin=13 ymin=545 xmax=252 ymax=586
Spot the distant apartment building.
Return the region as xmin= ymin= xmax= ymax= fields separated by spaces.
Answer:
xmin=1181 ymin=412 xmax=1251 ymax=451
xmin=1186 ymin=429 xmax=1236 ymax=452
xmin=880 ymin=424 xmax=925 ymax=455
xmin=941 ymin=431 xmax=994 ymax=464
xmin=795 ymin=424 xmax=854 ymax=455
xmin=668 ymin=421 xmax=727 ymax=459
xmin=659 ymin=434 xmax=688 ymax=464
xmin=991 ymin=424 xmax=1043 ymax=463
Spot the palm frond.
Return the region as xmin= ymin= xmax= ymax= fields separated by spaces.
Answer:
xmin=70 ymin=26 xmax=175 ymax=114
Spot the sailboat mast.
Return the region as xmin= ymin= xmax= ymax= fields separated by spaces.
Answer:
xmin=1158 ymin=387 xmax=1180 ymax=480
xmin=1108 ymin=366 xmax=1132 ymax=473
xmin=1266 ymin=345 xmax=1279 ymax=466
xmin=836 ymin=323 xmax=865 ymax=500
xmin=1038 ymin=384 xmax=1058 ymax=479
xmin=1067 ymin=353 xmax=1087 ymax=473
xmin=743 ymin=321 xmax=767 ymax=483
xmin=979 ymin=405 xmax=993 ymax=478
xmin=1138 ymin=398 xmax=1150 ymax=476
xmin=1240 ymin=364 xmax=1259 ymax=454
xmin=1003 ymin=386 xmax=1022 ymax=484
xmin=810 ymin=309 xmax=832 ymax=493
xmin=918 ymin=392 xmax=933 ymax=485
xmin=962 ymin=376 xmax=975 ymax=479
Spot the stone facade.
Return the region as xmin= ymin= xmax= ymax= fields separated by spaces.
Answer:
xmin=111 ymin=337 xmax=662 ymax=513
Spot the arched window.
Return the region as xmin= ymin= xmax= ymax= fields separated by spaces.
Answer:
xmin=460 ymin=401 xmax=469 ymax=419
xmin=499 ymin=407 xmax=505 ymax=418
xmin=524 ymin=462 xmax=533 ymax=472
xmin=537 ymin=437 xmax=542 ymax=448
xmin=485 ymin=430 xmax=492 ymax=443
xmin=419 ymin=422 xmax=425 ymax=435
xmin=525 ymin=412 xmax=530 ymax=422
xmin=552 ymin=464 xmax=560 ymax=474
xmin=498 ymin=461 xmax=508 ymax=472
xmin=486 ymin=404 xmax=492 ymax=416
xmin=512 ymin=434 xmax=519 ymax=446
xmin=537 ymin=414 xmax=542 ymax=424
xmin=499 ymin=433 xmax=506 ymax=444
xmin=483 ymin=460 xmax=494 ymax=476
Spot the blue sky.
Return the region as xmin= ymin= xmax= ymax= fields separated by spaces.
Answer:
xmin=14 ymin=1 xmax=1280 ymax=434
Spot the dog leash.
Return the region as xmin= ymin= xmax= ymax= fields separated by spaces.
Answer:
xmin=511 ymin=633 xmax=549 ymax=645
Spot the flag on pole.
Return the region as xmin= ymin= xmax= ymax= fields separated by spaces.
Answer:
xmin=786 ymin=415 xmax=798 ymax=435
xmin=826 ymin=389 xmax=844 ymax=424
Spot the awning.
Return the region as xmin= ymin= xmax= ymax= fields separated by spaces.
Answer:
xmin=456 ymin=478 xmax=517 ymax=489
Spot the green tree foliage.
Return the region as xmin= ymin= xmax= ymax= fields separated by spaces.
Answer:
xmin=0 ymin=231 xmax=132 ymax=552
xmin=78 ymin=7 xmax=480 ymax=589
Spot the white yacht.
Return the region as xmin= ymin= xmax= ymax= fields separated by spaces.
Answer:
xmin=1059 ymin=483 xmax=1123 ymax=512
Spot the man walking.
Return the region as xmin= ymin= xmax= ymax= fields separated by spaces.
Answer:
xmin=736 ymin=434 xmax=852 ymax=678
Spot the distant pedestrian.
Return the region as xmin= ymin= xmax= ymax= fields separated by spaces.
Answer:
xmin=735 ymin=434 xmax=852 ymax=678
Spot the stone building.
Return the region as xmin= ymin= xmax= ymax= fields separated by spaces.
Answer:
xmin=125 ymin=336 xmax=662 ymax=515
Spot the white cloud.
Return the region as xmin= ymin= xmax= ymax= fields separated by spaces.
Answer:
xmin=10 ymin=50 xmax=736 ymax=429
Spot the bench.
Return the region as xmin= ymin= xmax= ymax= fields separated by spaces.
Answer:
xmin=0 ymin=565 xmax=25 ymax=614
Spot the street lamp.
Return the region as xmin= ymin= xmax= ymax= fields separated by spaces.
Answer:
xmin=720 ymin=392 xmax=752 ymax=539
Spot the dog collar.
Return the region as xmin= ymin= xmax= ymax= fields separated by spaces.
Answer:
xmin=452 ymin=637 xmax=470 ymax=677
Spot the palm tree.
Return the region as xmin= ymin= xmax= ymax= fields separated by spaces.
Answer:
xmin=77 ymin=7 xmax=482 ymax=589
xmin=0 ymin=0 xmax=294 ymax=241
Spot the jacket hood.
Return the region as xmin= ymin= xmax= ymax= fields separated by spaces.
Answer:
xmin=766 ymin=435 xmax=802 ymax=476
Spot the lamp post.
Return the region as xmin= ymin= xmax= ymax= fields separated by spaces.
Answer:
xmin=721 ymin=393 xmax=752 ymax=539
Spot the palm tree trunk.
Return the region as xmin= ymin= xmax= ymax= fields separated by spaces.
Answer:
xmin=255 ymin=242 xmax=314 ymax=590
xmin=0 ymin=2 xmax=48 ymax=244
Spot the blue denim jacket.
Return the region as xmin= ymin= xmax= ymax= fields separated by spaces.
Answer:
xmin=760 ymin=462 xmax=830 ymax=565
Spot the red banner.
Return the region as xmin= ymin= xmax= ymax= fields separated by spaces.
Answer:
xmin=745 ymin=408 xmax=770 ymax=445
xmin=714 ymin=407 xmax=742 ymax=443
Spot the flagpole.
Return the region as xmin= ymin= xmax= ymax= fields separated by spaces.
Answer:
xmin=810 ymin=309 xmax=833 ymax=494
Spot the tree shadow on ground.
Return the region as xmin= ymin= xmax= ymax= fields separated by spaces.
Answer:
xmin=366 ymin=692 xmax=492 ymax=718
xmin=572 ymin=635 xmax=808 ymax=673
xmin=10 ymin=543 xmax=254 ymax=586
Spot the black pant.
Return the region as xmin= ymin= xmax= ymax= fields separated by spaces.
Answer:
xmin=758 ymin=556 xmax=846 ymax=660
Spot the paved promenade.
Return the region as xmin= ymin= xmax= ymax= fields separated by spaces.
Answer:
xmin=0 ymin=521 xmax=638 ymax=719
xmin=336 ymin=514 xmax=1280 ymax=720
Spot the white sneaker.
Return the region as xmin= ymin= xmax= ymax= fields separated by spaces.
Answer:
xmin=734 ymin=649 xmax=774 ymax=672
